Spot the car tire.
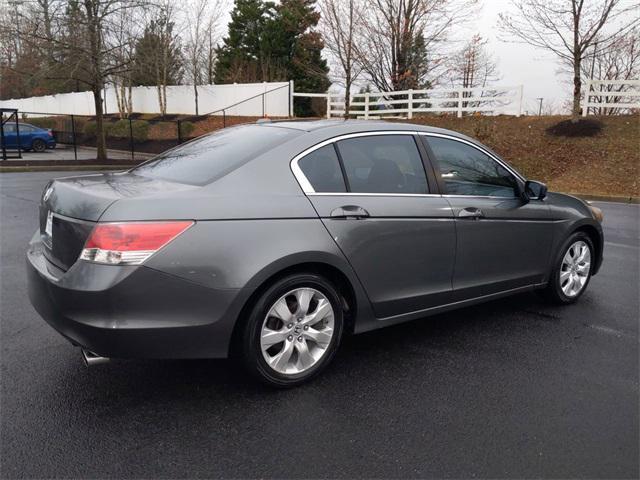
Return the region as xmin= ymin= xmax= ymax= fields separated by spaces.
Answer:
xmin=241 ymin=273 xmax=344 ymax=387
xmin=542 ymin=231 xmax=595 ymax=304
xmin=32 ymin=139 xmax=46 ymax=152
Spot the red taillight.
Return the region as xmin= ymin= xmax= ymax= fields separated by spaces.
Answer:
xmin=81 ymin=221 xmax=193 ymax=265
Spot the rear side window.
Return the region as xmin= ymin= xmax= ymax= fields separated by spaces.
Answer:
xmin=427 ymin=137 xmax=518 ymax=197
xmin=336 ymin=135 xmax=428 ymax=194
xmin=297 ymin=144 xmax=346 ymax=192
xmin=133 ymin=125 xmax=301 ymax=186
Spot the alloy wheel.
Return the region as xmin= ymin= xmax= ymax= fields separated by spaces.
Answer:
xmin=32 ymin=139 xmax=46 ymax=152
xmin=260 ymin=288 xmax=335 ymax=375
xmin=560 ymin=240 xmax=591 ymax=297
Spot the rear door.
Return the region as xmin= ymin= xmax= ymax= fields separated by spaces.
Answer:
xmin=421 ymin=133 xmax=553 ymax=299
xmin=293 ymin=132 xmax=456 ymax=319
xmin=18 ymin=125 xmax=35 ymax=149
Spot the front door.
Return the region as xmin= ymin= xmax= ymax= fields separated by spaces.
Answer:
xmin=422 ymin=134 xmax=553 ymax=299
xmin=294 ymin=132 xmax=456 ymax=319
xmin=1 ymin=123 xmax=17 ymax=149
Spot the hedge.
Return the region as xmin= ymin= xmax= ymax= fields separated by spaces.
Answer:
xmin=108 ymin=119 xmax=149 ymax=142
xmin=27 ymin=118 xmax=57 ymax=130
xmin=179 ymin=121 xmax=195 ymax=138
xmin=82 ymin=119 xmax=149 ymax=142
xmin=83 ymin=121 xmax=97 ymax=138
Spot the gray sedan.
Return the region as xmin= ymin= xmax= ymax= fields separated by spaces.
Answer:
xmin=27 ymin=120 xmax=604 ymax=386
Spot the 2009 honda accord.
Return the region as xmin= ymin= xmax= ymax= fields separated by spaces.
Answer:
xmin=27 ymin=120 xmax=604 ymax=386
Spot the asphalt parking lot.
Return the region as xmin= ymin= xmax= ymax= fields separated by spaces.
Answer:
xmin=1 ymin=171 xmax=638 ymax=479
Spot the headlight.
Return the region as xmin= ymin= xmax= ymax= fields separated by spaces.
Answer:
xmin=588 ymin=205 xmax=604 ymax=223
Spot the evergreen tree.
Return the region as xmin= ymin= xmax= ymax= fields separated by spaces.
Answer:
xmin=57 ymin=0 xmax=92 ymax=92
xmin=214 ymin=0 xmax=276 ymax=83
xmin=404 ymin=33 xmax=431 ymax=90
xmin=132 ymin=18 xmax=184 ymax=87
xmin=214 ymin=0 xmax=330 ymax=115
xmin=277 ymin=0 xmax=330 ymax=114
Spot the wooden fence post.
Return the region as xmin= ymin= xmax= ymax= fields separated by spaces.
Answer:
xmin=326 ymin=93 xmax=331 ymax=119
xmin=517 ymin=85 xmax=524 ymax=117
xmin=364 ymin=93 xmax=370 ymax=119
xmin=457 ymin=89 xmax=463 ymax=118
xmin=289 ymin=80 xmax=294 ymax=118
xmin=408 ymin=89 xmax=413 ymax=119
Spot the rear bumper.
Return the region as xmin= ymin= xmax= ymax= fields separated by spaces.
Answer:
xmin=26 ymin=233 xmax=243 ymax=359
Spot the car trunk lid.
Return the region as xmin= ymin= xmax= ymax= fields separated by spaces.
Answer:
xmin=40 ymin=171 xmax=193 ymax=270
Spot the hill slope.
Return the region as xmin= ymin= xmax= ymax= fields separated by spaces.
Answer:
xmin=401 ymin=115 xmax=639 ymax=198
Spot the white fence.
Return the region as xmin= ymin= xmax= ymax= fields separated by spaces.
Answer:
xmin=0 ymin=82 xmax=292 ymax=117
xmin=582 ymin=79 xmax=640 ymax=116
xmin=294 ymin=85 xmax=524 ymax=118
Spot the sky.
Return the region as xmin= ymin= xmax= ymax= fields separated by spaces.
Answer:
xmin=475 ymin=0 xmax=571 ymax=114
xmin=207 ymin=0 xmax=572 ymax=113
xmin=207 ymin=0 xmax=636 ymax=115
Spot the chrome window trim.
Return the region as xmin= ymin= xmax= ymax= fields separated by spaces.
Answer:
xmin=417 ymin=132 xmax=526 ymax=183
xmin=290 ymin=130 xmax=422 ymax=194
xmin=442 ymin=194 xmax=521 ymax=200
xmin=307 ymin=192 xmax=442 ymax=197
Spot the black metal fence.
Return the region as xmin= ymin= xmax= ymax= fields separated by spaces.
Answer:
xmin=0 ymin=82 xmax=323 ymax=163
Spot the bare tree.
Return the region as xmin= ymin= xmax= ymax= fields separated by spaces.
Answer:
xmin=183 ymin=0 xmax=226 ymax=115
xmin=319 ymin=0 xmax=363 ymax=116
xmin=449 ymin=34 xmax=499 ymax=91
xmin=153 ymin=2 xmax=178 ymax=116
xmin=353 ymin=0 xmax=478 ymax=92
xmin=77 ymin=0 xmax=150 ymax=159
xmin=0 ymin=0 xmax=69 ymax=99
xmin=499 ymin=0 xmax=640 ymax=119
xmin=111 ymin=6 xmax=138 ymax=117
xmin=447 ymin=34 xmax=501 ymax=113
xmin=205 ymin=20 xmax=217 ymax=85
xmin=4 ymin=0 xmax=147 ymax=159
xmin=0 ymin=3 xmax=26 ymax=98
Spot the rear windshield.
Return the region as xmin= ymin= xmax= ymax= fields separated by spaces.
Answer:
xmin=132 ymin=125 xmax=301 ymax=186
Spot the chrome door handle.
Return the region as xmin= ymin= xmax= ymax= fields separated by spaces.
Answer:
xmin=330 ymin=205 xmax=370 ymax=219
xmin=458 ymin=207 xmax=484 ymax=219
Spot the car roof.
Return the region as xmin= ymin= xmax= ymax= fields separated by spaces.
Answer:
xmin=258 ymin=118 xmax=475 ymax=140
xmin=257 ymin=118 xmax=485 ymax=148
xmin=252 ymin=118 xmax=513 ymax=175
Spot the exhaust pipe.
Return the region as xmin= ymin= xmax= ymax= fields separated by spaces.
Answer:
xmin=81 ymin=349 xmax=110 ymax=367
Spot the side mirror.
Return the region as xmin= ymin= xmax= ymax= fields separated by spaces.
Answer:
xmin=524 ymin=180 xmax=547 ymax=201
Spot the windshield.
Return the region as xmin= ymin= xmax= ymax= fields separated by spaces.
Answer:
xmin=132 ymin=125 xmax=301 ymax=186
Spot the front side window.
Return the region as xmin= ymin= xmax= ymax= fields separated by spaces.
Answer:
xmin=336 ymin=135 xmax=428 ymax=194
xmin=427 ymin=137 xmax=519 ymax=197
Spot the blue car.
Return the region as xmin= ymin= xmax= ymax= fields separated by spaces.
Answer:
xmin=1 ymin=122 xmax=56 ymax=152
